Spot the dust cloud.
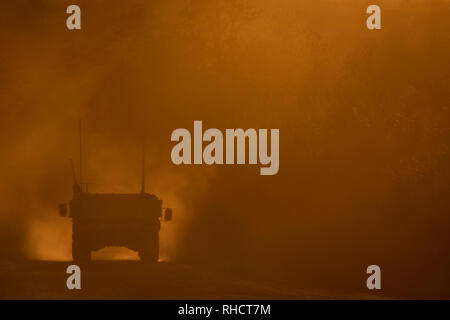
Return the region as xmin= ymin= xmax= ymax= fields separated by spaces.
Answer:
xmin=0 ymin=0 xmax=449 ymax=297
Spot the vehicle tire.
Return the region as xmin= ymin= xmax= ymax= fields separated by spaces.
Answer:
xmin=72 ymin=221 xmax=91 ymax=262
xmin=139 ymin=232 xmax=159 ymax=262
xmin=72 ymin=242 xmax=91 ymax=262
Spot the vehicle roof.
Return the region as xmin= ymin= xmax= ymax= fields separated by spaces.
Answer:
xmin=77 ymin=192 xmax=160 ymax=200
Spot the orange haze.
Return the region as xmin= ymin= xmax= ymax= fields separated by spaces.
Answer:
xmin=0 ymin=0 xmax=449 ymax=298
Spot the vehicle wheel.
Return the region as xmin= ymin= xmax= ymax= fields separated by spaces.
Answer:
xmin=72 ymin=242 xmax=91 ymax=262
xmin=139 ymin=233 xmax=159 ymax=262
xmin=72 ymin=222 xmax=91 ymax=262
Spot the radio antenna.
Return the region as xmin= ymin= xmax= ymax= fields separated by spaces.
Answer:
xmin=70 ymin=158 xmax=81 ymax=194
xmin=141 ymin=140 xmax=145 ymax=194
xmin=79 ymin=120 xmax=83 ymax=192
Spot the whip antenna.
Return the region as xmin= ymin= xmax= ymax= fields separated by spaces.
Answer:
xmin=141 ymin=140 xmax=145 ymax=194
xmin=79 ymin=120 xmax=83 ymax=192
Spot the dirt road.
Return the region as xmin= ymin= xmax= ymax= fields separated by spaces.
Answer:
xmin=0 ymin=260 xmax=382 ymax=299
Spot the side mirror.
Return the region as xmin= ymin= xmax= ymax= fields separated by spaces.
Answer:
xmin=59 ymin=203 xmax=68 ymax=217
xmin=164 ymin=208 xmax=173 ymax=221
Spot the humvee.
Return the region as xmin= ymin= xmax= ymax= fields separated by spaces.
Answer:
xmin=59 ymin=131 xmax=172 ymax=262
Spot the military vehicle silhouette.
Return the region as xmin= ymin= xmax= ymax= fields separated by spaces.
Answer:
xmin=58 ymin=124 xmax=172 ymax=262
